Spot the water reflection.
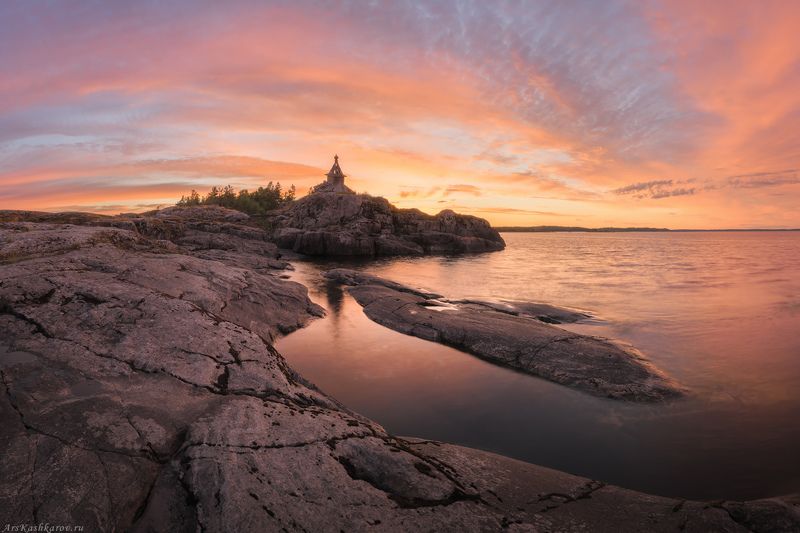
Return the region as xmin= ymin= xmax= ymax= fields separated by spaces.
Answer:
xmin=323 ymin=280 xmax=345 ymax=316
xmin=276 ymin=232 xmax=800 ymax=501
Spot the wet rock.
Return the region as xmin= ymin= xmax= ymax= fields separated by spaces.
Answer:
xmin=453 ymin=298 xmax=590 ymax=324
xmin=407 ymin=440 xmax=800 ymax=533
xmin=325 ymin=268 xmax=685 ymax=402
xmin=325 ymin=268 xmax=443 ymax=299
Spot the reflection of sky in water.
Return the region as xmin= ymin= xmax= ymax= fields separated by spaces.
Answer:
xmin=276 ymin=232 xmax=800 ymax=501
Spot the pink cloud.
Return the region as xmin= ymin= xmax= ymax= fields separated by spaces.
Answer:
xmin=0 ymin=1 xmax=797 ymax=228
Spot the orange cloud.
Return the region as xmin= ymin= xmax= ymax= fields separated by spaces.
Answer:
xmin=0 ymin=2 xmax=798 ymax=228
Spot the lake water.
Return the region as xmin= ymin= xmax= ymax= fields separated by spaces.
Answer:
xmin=275 ymin=232 xmax=800 ymax=501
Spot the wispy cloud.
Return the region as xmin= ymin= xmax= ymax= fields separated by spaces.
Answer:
xmin=445 ymin=204 xmax=568 ymax=216
xmin=468 ymin=206 xmax=568 ymax=216
xmin=726 ymin=169 xmax=799 ymax=188
xmin=614 ymin=169 xmax=800 ymax=200
xmin=613 ymin=180 xmax=673 ymax=195
xmin=398 ymin=183 xmax=482 ymax=199
xmin=443 ymin=184 xmax=482 ymax=197
xmin=612 ymin=179 xmax=696 ymax=199
xmin=503 ymin=170 xmax=599 ymax=200
xmin=398 ymin=186 xmax=441 ymax=199
xmin=651 ymin=187 xmax=696 ymax=199
xmin=0 ymin=1 xmax=799 ymax=227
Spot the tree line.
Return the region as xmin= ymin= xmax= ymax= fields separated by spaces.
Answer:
xmin=177 ymin=182 xmax=296 ymax=215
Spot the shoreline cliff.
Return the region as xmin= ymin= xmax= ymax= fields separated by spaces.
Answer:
xmin=269 ymin=192 xmax=506 ymax=257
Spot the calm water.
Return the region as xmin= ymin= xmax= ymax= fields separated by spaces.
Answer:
xmin=275 ymin=232 xmax=800 ymax=500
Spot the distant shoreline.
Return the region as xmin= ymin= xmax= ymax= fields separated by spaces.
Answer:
xmin=496 ymin=226 xmax=800 ymax=233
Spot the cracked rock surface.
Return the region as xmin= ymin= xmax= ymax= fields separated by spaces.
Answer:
xmin=269 ymin=191 xmax=506 ymax=256
xmin=1 ymin=209 xmax=798 ymax=532
xmin=325 ymin=268 xmax=686 ymax=402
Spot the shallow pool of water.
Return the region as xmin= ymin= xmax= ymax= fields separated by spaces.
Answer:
xmin=276 ymin=232 xmax=800 ymax=500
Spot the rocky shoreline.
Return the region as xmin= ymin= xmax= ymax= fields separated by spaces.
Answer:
xmin=324 ymin=269 xmax=685 ymax=402
xmin=1 ymin=207 xmax=798 ymax=532
xmin=269 ymin=190 xmax=506 ymax=256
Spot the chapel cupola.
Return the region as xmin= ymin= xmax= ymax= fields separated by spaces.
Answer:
xmin=326 ymin=154 xmax=346 ymax=185
xmin=314 ymin=154 xmax=354 ymax=194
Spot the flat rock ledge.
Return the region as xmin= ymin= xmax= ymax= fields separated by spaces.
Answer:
xmin=1 ymin=211 xmax=797 ymax=532
xmin=325 ymin=269 xmax=686 ymax=403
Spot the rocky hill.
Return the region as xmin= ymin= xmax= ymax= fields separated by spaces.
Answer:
xmin=269 ymin=192 xmax=506 ymax=256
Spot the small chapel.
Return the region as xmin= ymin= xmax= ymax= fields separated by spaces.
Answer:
xmin=312 ymin=155 xmax=355 ymax=194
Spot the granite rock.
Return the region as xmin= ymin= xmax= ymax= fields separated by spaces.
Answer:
xmin=0 ymin=214 xmax=797 ymax=532
xmin=325 ymin=268 xmax=685 ymax=402
xmin=268 ymin=192 xmax=505 ymax=256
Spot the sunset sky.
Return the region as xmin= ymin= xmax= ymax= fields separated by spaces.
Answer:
xmin=1 ymin=1 xmax=799 ymax=228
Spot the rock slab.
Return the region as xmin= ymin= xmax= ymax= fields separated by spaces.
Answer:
xmin=325 ymin=268 xmax=686 ymax=402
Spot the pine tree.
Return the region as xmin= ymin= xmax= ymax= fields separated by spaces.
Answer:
xmin=174 ymin=181 xmax=295 ymax=215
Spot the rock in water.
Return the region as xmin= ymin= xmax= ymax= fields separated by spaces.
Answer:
xmin=1 ymin=209 xmax=797 ymax=532
xmin=269 ymin=192 xmax=506 ymax=256
xmin=325 ymin=268 xmax=686 ymax=402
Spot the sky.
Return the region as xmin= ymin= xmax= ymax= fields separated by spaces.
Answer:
xmin=1 ymin=0 xmax=799 ymax=229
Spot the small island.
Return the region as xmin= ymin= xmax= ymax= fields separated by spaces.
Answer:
xmin=269 ymin=156 xmax=506 ymax=256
